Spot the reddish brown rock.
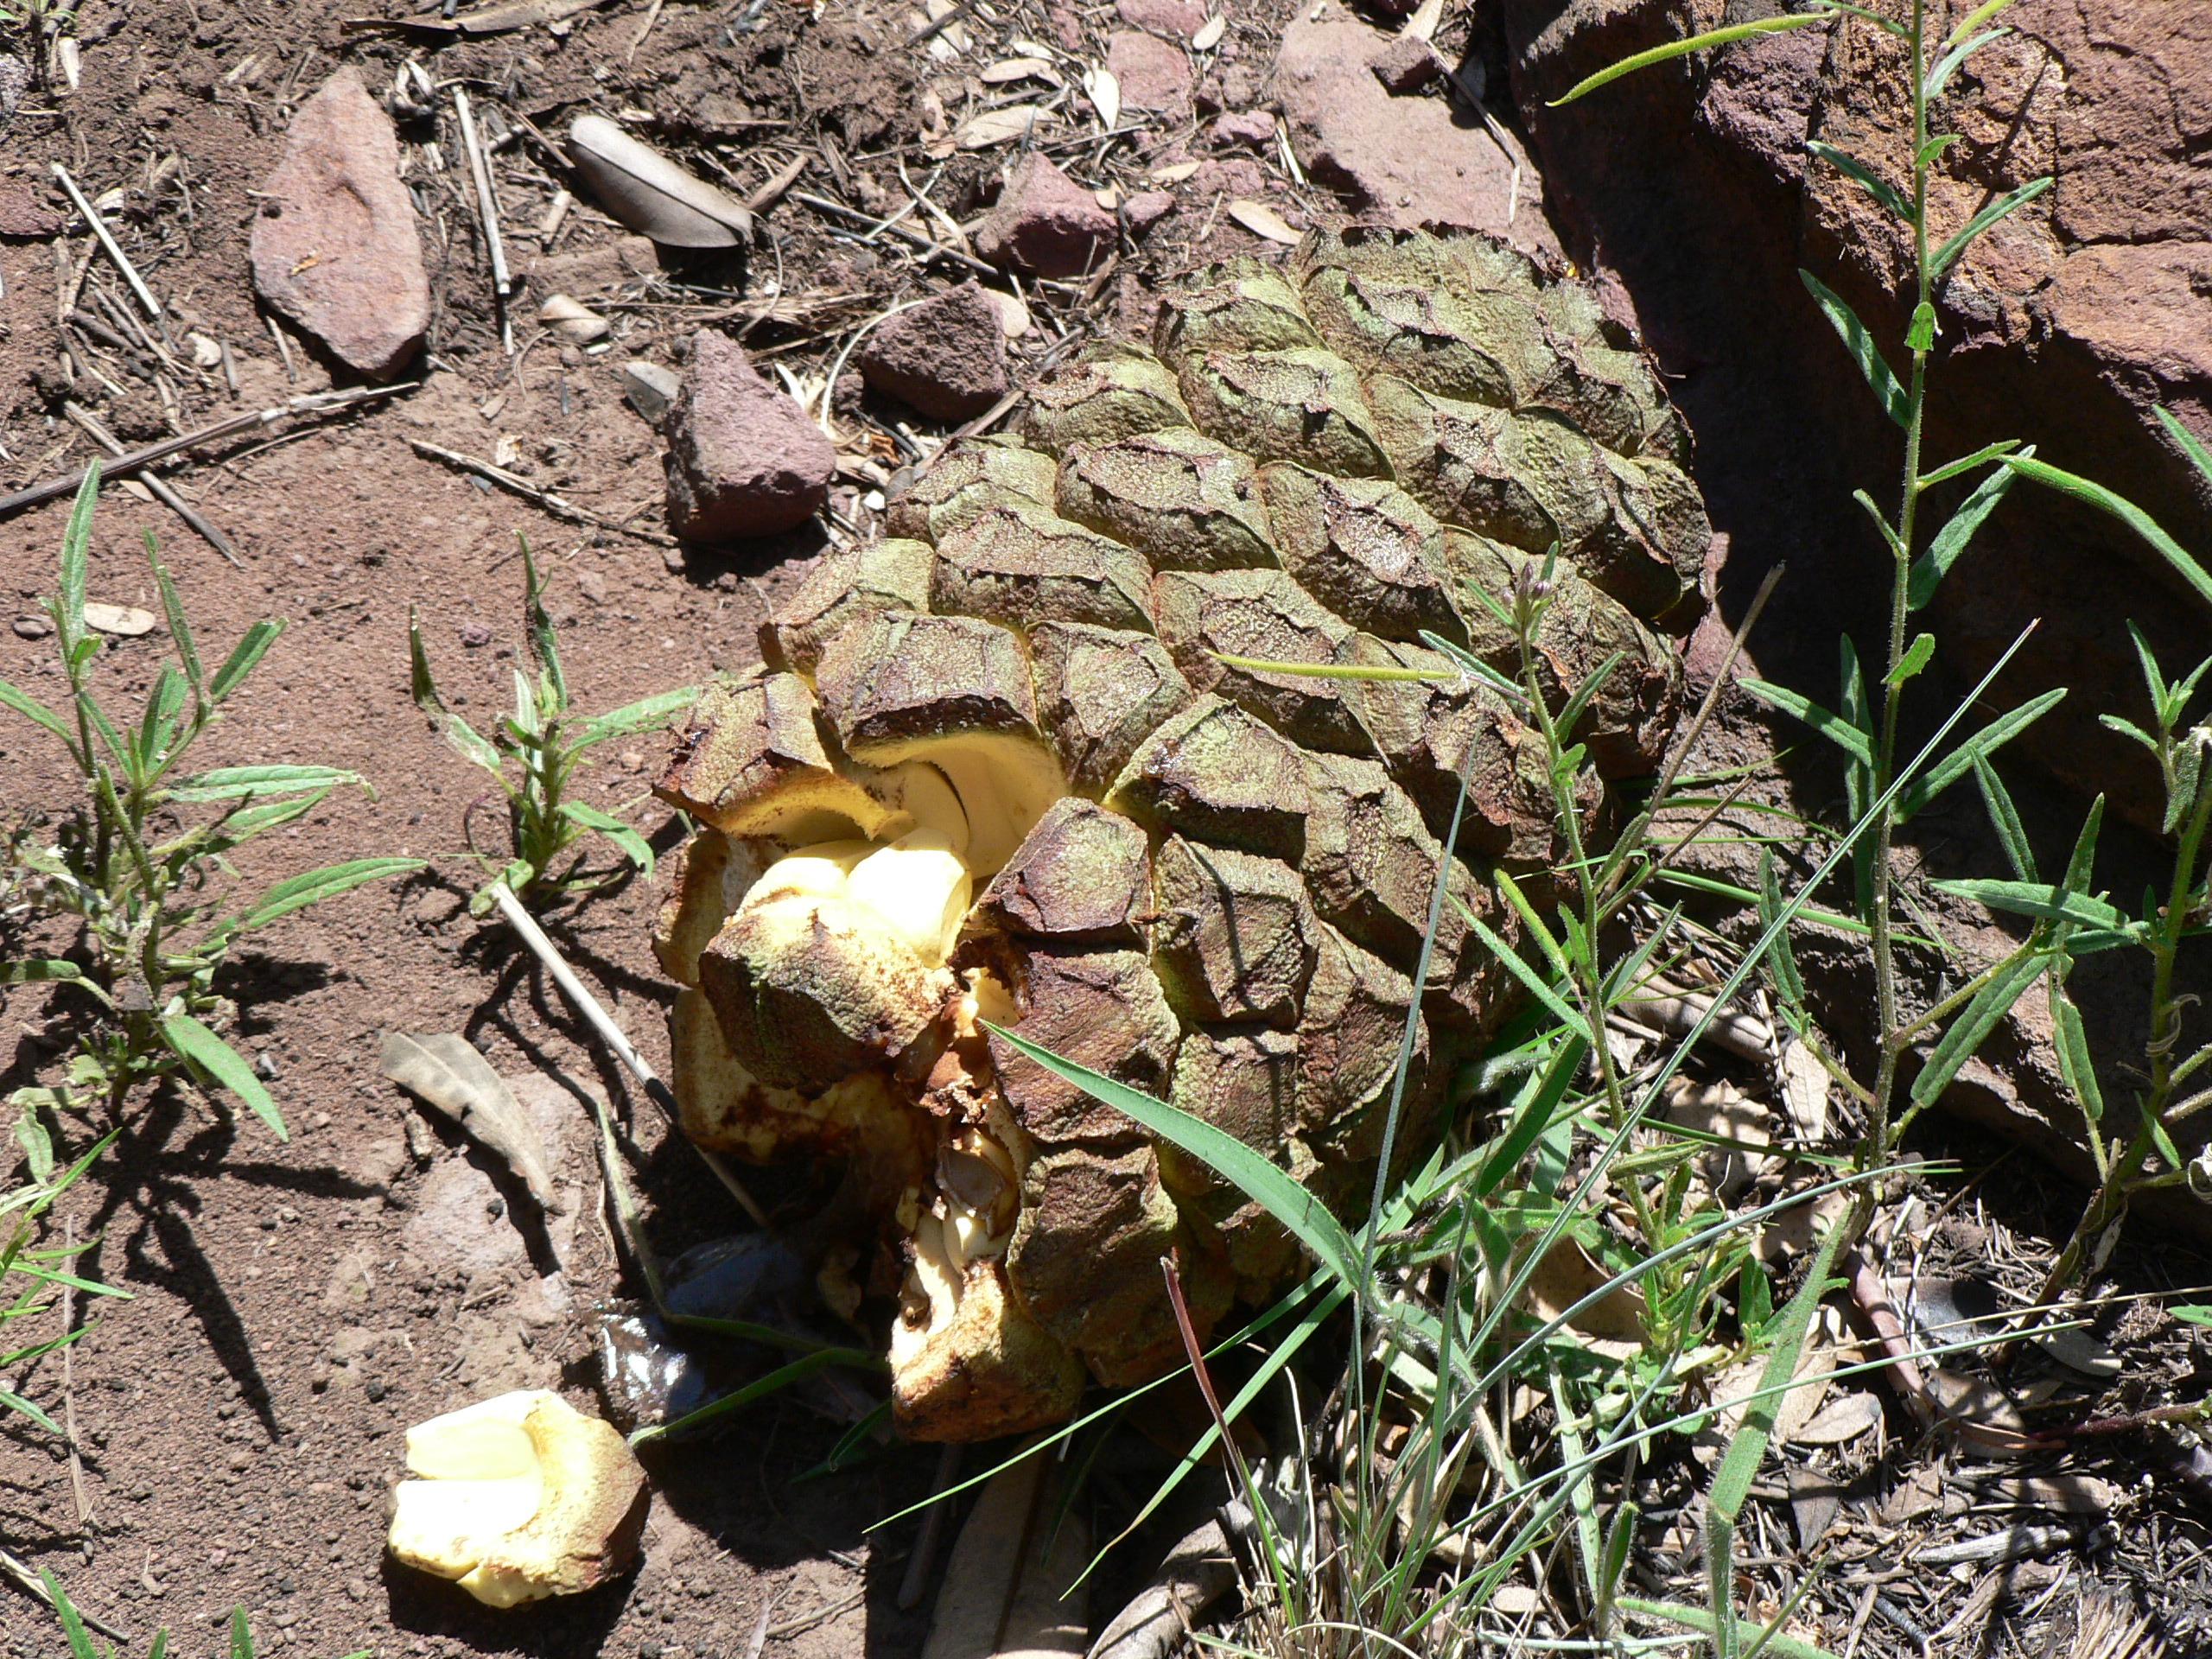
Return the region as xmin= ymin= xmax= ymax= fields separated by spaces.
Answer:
xmin=1211 ymin=109 xmax=1277 ymax=148
xmin=664 ymin=333 xmax=835 ymax=541
xmin=1107 ymin=30 xmax=1192 ymax=114
xmin=976 ymin=154 xmax=1119 ymax=279
xmin=1116 ymin=0 xmax=1207 ymax=41
xmin=0 ymin=179 xmax=59 ymax=238
xmin=1370 ymin=32 xmax=1443 ymax=94
xmin=1122 ymin=191 xmax=1178 ymax=236
xmin=1275 ymin=2 xmax=1554 ymax=250
xmin=860 ymin=283 xmax=1009 ymax=422
xmin=248 ymin=69 xmax=429 ymax=378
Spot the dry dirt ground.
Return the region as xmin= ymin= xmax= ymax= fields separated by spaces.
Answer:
xmin=2 ymin=2 xmax=2210 ymax=1657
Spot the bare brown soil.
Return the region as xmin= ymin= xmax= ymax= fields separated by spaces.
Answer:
xmin=3 ymin=3 xmax=2211 ymax=1657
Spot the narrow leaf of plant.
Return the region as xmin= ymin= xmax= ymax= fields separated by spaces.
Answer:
xmin=1799 ymin=270 xmax=1910 ymax=428
xmin=160 ymin=1014 xmax=288 ymax=1140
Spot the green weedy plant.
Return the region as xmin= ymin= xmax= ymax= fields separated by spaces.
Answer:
xmin=409 ymin=535 xmax=696 ymax=914
xmin=41 ymin=1562 xmax=369 ymax=1659
xmin=0 ymin=1121 xmax=124 ymax=1437
xmin=0 ymin=466 xmax=422 ymax=1140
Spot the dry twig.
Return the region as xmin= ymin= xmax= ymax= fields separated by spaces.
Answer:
xmin=408 ymin=440 xmax=678 ymax=545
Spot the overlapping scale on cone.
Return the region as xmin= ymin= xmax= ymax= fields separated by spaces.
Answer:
xmin=651 ymin=226 xmax=1706 ymax=1441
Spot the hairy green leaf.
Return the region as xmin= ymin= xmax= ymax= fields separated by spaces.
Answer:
xmin=168 ymin=765 xmax=365 ymax=802
xmin=1923 ymin=24 xmax=2008 ymax=99
xmin=236 ymin=857 xmax=424 ymax=934
xmin=1804 ymin=140 xmax=1910 ymax=221
xmin=2051 ymin=981 xmax=2104 ymax=1122
xmin=0 ymin=677 xmax=75 ymax=745
xmin=1931 ymin=176 xmax=2052 ymax=278
xmin=1887 ymin=632 xmax=1936 ymax=688
xmin=1920 ymin=439 xmax=2023 ymax=487
xmin=1970 ymin=753 xmax=2036 ymax=882
xmin=1908 ymin=951 xmax=2049 ymax=1109
xmin=574 ymin=683 xmax=701 ymax=748
xmin=1931 ymin=879 xmax=2122 ymax=932
xmin=1897 ymin=687 xmax=2066 ymax=819
xmin=556 ymin=800 xmax=655 ymax=874
xmin=161 ymin=1014 xmax=287 ymax=1140
xmin=208 ymin=620 xmax=284 ymax=704
xmin=1738 ymin=678 xmax=1874 ymax=768
xmin=146 ymin=528 xmax=205 ymax=704
xmin=1758 ymin=851 xmax=1806 ymax=1009
xmin=1800 ymin=270 xmax=1910 ymax=428
xmin=55 ymin=465 xmax=98 ymax=660
xmin=1455 ymin=901 xmax=1592 ymax=1045
xmin=1908 ymin=453 xmax=2023 ymax=610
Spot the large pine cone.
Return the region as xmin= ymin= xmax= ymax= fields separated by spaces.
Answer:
xmin=651 ymin=226 xmax=1708 ymax=1440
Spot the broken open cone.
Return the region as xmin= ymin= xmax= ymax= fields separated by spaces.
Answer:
xmin=388 ymin=1389 xmax=648 ymax=1608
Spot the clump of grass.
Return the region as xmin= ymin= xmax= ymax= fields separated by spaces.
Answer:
xmin=409 ymin=534 xmax=696 ymax=915
xmin=0 ymin=465 xmax=422 ymax=1140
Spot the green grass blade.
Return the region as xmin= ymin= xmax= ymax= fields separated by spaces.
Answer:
xmin=1703 ymin=1218 xmax=1847 ymax=1658
xmin=0 ymin=1387 xmax=66 ymax=1436
xmin=1930 ymin=176 xmax=2051 ymax=278
xmin=988 ymin=1026 xmax=1364 ymax=1294
xmin=235 ymin=857 xmax=424 ymax=933
xmin=1907 ymin=452 xmax=2022 ymax=610
xmin=2156 ymin=405 xmax=2212 ymax=491
xmin=39 ymin=1567 xmax=104 ymax=1659
xmin=1923 ymin=23 xmax=2008 ymax=99
xmin=518 ymin=534 xmax=568 ymax=711
xmin=1456 ymin=901 xmax=1593 ymax=1044
xmin=208 ymin=620 xmax=284 ymax=703
xmin=160 ymin=1014 xmax=288 ymax=1141
xmin=1798 ymin=270 xmax=1910 ymax=428
xmin=1548 ymin=11 xmax=1832 ymax=105
xmin=2005 ymin=453 xmax=2212 ymax=610
xmin=1757 ymin=851 xmax=1806 ymax=1008
xmin=232 ymin=1606 xmax=255 ymax=1659
xmin=1476 ymin=1037 xmax=1586 ymax=1193
xmin=1618 ymin=1599 xmax=1841 ymax=1659
xmin=1944 ymin=0 xmax=2019 ymax=46
xmin=1918 ymin=439 xmax=2022 ymax=487
xmin=630 ymin=1347 xmax=883 ymax=1445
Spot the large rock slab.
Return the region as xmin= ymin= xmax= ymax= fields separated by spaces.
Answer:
xmin=249 ymin=68 xmax=429 ymax=379
xmin=1503 ymin=0 xmax=2212 ymax=831
xmin=1275 ymin=1 xmax=1553 ymax=251
xmin=664 ymin=332 xmax=836 ymax=541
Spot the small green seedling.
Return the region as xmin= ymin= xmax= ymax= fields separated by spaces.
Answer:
xmin=0 ymin=464 xmax=422 ymax=1140
xmin=410 ymin=534 xmax=696 ymax=914
xmin=40 ymin=1560 xmax=370 ymax=1659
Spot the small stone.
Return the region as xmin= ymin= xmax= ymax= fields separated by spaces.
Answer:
xmin=577 ymin=569 xmax=609 ymax=605
xmin=1106 ymin=30 xmax=1192 ymax=114
xmin=664 ymin=333 xmax=836 ymax=541
xmin=1122 ymin=191 xmax=1178 ymax=235
xmin=345 ymin=1579 xmax=367 ymax=1602
xmin=975 ymin=153 xmax=1119 ymax=278
xmin=1211 ymin=108 xmax=1277 ymax=148
xmin=0 ymin=178 xmax=60 ymax=238
xmin=1047 ymin=4 xmax=1084 ymax=48
xmin=459 ymin=621 xmax=494 ymax=647
xmin=249 ymin=69 xmax=429 ymax=378
xmin=1370 ymin=33 xmax=1443 ymax=94
xmin=860 ymin=283 xmax=1009 ymax=421
xmin=620 ymin=750 xmax=647 ymax=772
xmin=12 ymin=615 xmax=53 ymax=639
xmin=621 ymin=359 xmax=682 ymax=426
xmin=1116 ymin=0 xmax=1205 ymax=38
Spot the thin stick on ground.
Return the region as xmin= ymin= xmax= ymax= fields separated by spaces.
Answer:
xmin=0 ymin=382 xmax=416 ymax=518
xmin=488 ymin=882 xmax=769 ymax=1227
xmin=454 ymin=87 xmax=515 ymax=354
xmin=59 ymin=1218 xmax=92 ymax=1548
xmin=410 ymin=439 xmax=679 ymax=545
xmin=63 ymin=402 xmax=243 ymax=565
xmin=49 ymin=163 xmax=166 ymax=328
xmin=0 ymin=1545 xmax=131 ymax=1643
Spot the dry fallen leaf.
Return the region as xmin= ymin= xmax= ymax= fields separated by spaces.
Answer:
xmin=1522 ymin=1236 xmax=1645 ymax=1354
xmin=566 ymin=115 xmax=752 ymax=248
xmin=380 ymin=1032 xmax=562 ymax=1214
xmin=1664 ymin=1078 xmax=1770 ymax=1199
xmin=955 ymin=105 xmax=1052 ymax=149
xmin=83 ymin=602 xmax=156 ymax=637
xmin=1084 ymin=65 xmax=1122 ymax=130
xmin=1778 ymin=1036 xmax=1829 ymax=1139
xmin=1793 ymin=1390 xmax=1882 ymax=1446
xmin=1227 ymin=198 xmax=1300 ymax=245
xmin=981 ymin=56 xmax=1058 ymax=84
xmin=983 ymin=288 xmax=1032 ymax=340
xmin=1150 ymin=160 xmax=1204 ymax=184
xmin=537 ymin=293 xmax=610 ymax=344
xmin=921 ymin=1453 xmax=1089 ymax=1658
xmin=1190 ymin=12 xmax=1226 ymax=49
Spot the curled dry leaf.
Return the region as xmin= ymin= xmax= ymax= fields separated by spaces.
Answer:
xmin=566 ymin=114 xmax=752 ymax=248
xmin=983 ymin=288 xmax=1032 ymax=340
xmin=1083 ymin=65 xmax=1122 ymax=130
xmin=82 ymin=602 xmax=156 ymax=637
xmin=921 ymin=1454 xmax=1089 ymax=1658
xmin=1226 ymin=198 xmax=1300 ymax=245
xmin=1190 ymin=12 xmax=1226 ymax=49
xmin=956 ymin=105 xmax=1054 ymax=149
xmin=982 ymin=56 xmax=1058 ymax=84
xmin=1777 ymin=1036 xmax=1829 ymax=1139
xmin=380 ymin=1031 xmax=562 ymax=1213
xmin=1791 ymin=1389 xmax=1882 ymax=1446
xmin=1149 ymin=159 xmax=1203 ymax=184
xmin=537 ymin=294 xmax=610 ymax=344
